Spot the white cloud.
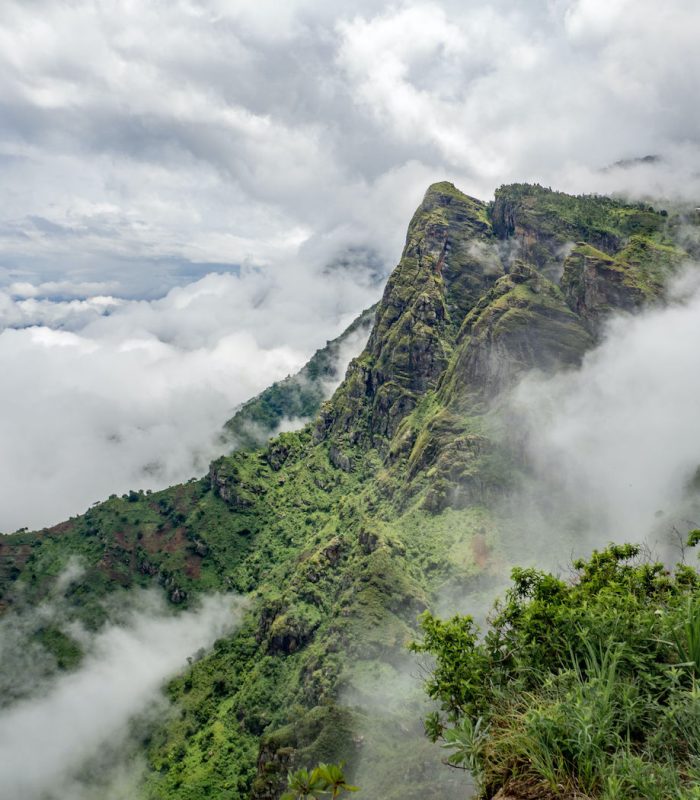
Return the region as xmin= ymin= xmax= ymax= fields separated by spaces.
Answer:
xmin=1 ymin=0 xmax=698 ymax=295
xmin=564 ymin=0 xmax=632 ymax=41
xmin=335 ymin=1 xmax=700 ymax=198
xmin=0 ymin=591 xmax=246 ymax=800
xmin=513 ymin=270 xmax=700 ymax=549
xmin=0 ymin=269 xmax=378 ymax=532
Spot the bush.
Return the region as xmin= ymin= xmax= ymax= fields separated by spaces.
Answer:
xmin=412 ymin=542 xmax=700 ymax=798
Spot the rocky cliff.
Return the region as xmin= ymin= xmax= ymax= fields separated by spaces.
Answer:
xmin=0 ymin=181 xmax=691 ymax=800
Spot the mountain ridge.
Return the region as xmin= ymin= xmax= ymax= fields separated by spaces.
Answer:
xmin=0 ymin=180 xmax=695 ymax=800
xmin=223 ymin=305 xmax=377 ymax=451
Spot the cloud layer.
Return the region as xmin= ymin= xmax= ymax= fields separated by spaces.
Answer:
xmin=0 ymin=591 xmax=245 ymax=800
xmin=1 ymin=1 xmax=699 ymax=530
xmin=0 ymin=268 xmax=376 ymax=532
xmin=512 ymin=271 xmax=700 ymax=557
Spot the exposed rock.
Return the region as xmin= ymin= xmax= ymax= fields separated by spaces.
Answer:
xmin=266 ymin=440 xmax=291 ymax=471
xmin=319 ymin=182 xmax=503 ymax=448
xmin=208 ymin=458 xmax=261 ymax=510
xmin=169 ymin=587 xmax=187 ymax=604
xmin=250 ymin=740 xmax=294 ymax=800
xmin=491 ymin=184 xmax=622 ymax=279
xmin=257 ymin=599 xmax=284 ymax=643
xmin=443 ymin=262 xmax=592 ymax=401
xmin=267 ymin=609 xmax=319 ymax=655
xmin=560 ymin=239 xmax=680 ymax=332
xmin=561 ymin=242 xmax=642 ymax=327
xmin=190 ymin=538 xmax=209 ymax=557
xmin=139 ymin=559 xmax=158 ymax=576
xmin=328 ymin=445 xmax=352 ymax=472
xmin=321 ymin=538 xmax=343 ymax=565
xmin=358 ymin=527 xmax=379 ymax=554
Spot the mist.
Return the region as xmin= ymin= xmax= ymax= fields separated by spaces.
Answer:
xmin=0 ymin=591 xmax=246 ymax=800
xmin=504 ymin=269 xmax=700 ymax=567
xmin=0 ymin=270 xmax=378 ymax=533
xmin=340 ymin=654 xmax=471 ymax=800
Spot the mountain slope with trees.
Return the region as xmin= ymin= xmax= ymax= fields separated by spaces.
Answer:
xmin=0 ymin=181 xmax=696 ymax=800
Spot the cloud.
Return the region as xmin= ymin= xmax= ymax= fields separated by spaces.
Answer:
xmin=1 ymin=1 xmax=699 ymax=294
xmin=340 ymin=653 xmax=472 ymax=800
xmin=8 ymin=280 xmax=121 ymax=299
xmin=0 ymin=590 xmax=246 ymax=800
xmin=511 ymin=269 xmax=700 ymax=556
xmin=0 ymin=268 xmax=378 ymax=532
xmin=337 ymin=1 xmax=700 ymax=196
xmin=1 ymin=0 xmax=699 ymax=530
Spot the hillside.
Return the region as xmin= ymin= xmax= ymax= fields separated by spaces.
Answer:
xmin=223 ymin=305 xmax=376 ymax=450
xmin=0 ymin=181 xmax=695 ymax=800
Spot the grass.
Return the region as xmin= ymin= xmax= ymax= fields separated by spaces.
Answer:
xmin=416 ymin=544 xmax=700 ymax=799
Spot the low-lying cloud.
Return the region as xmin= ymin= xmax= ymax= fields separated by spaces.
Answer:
xmin=340 ymin=654 xmax=470 ymax=800
xmin=0 ymin=591 xmax=245 ymax=800
xmin=0 ymin=268 xmax=378 ymax=533
xmin=511 ymin=270 xmax=700 ymax=560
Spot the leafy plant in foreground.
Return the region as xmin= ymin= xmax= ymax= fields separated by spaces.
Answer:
xmin=282 ymin=763 xmax=358 ymax=800
xmin=413 ymin=541 xmax=700 ymax=798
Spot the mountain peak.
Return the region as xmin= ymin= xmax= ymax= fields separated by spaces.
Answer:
xmin=1 ymin=179 xmax=696 ymax=800
xmin=317 ymin=181 xmax=501 ymax=447
xmin=316 ymin=179 xmax=688 ymax=452
xmin=423 ymin=180 xmax=468 ymax=199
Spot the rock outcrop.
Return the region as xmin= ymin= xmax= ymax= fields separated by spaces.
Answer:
xmin=0 ymin=180 xmax=694 ymax=800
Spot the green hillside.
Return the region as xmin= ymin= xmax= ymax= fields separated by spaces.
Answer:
xmin=224 ymin=305 xmax=376 ymax=450
xmin=0 ymin=181 xmax=695 ymax=800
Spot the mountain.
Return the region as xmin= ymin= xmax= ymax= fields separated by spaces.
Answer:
xmin=0 ymin=181 xmax=694 ymax=800
xmin=223 ymin=305 xmax=376 ymax=450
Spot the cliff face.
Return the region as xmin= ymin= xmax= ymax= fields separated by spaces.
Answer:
xmin=442 ymin=261 xmax=591 ymax=401
xmin=316 ymin=182 xmax=502 ymax=445
xmin=318 ymin=182 xmax=683 ymax=453
xmin=0 ymin=182 xmax=691 ymax=800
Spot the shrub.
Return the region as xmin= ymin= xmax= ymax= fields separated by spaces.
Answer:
xmin=412 ymin=542 xmax=700 ymax=798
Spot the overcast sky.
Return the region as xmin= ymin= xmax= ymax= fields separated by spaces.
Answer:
xmin=1 ymin=0 xmax=700 ymax=531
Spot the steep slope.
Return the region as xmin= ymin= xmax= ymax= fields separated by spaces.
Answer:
xmin=0 ymin=182 xmax=691 ymax=800
xmin=316 ymin=182 xmax=503 ymax=448
xmin=224 ymin=306 xmax=376 ymax=449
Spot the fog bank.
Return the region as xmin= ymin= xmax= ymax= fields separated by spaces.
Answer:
xmin=0 ymin=592 xmax=246 ymax=800
xmin=511 ymin=271 xmax=700 ymax=560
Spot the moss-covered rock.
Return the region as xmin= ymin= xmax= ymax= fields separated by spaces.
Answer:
xmin=319 ymin=182 xmax=503 ymax=450
xmin=441 ymin=262 xmax=592 ymax=402
xmin=561 ymin=237 xmax=684 ymax=331
xmin=2 ymin=180 xmax=698 ymax=800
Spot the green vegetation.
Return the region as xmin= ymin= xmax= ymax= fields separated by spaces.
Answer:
xmin=414 ymin=541 xmax=700 ymax=799
xmin=283 ymin=762 xmax=357 ymax=800
xmin=1 ymin=181 xmax=697 ymax=799
xmin=492 ymin=183 xmax=670 ymax=251
xmin=491 ymin=183 xmax=686 ymax=300
xmin=225 ymin=306 xmax=376 ymax=449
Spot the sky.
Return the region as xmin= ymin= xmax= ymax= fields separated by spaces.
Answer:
xmin=1 ymin=0 xmax=700 ymax=530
